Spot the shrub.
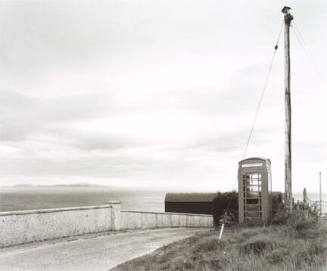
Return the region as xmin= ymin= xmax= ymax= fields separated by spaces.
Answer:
xmin=271 ymin=205 xmax=289 ymax=225
xmin=271 ymin=192 xmax=283 ymax=215
xmin=211 ymin=191 xmax=238 ymax=227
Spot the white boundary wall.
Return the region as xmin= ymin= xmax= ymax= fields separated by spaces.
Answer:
xmin=0 ymin=201 xmax=213 ymax=247
xmin=120 ymin=210 xmax=213 ymax=230
xmin=0 ymin=205 xmax=113 ymax=247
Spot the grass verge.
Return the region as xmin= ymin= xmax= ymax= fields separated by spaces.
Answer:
xmin=111 ymin=218 xmax=327 ymax=271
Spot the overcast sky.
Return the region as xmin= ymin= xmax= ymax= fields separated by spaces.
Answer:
xmin=0 ymin=0 xmax=326 ymax=192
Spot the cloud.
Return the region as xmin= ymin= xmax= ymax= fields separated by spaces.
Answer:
xmin=67 ymin=131 xmax=145 ymax=151
xmin=0 ymin=89 xmax=109 ymax=141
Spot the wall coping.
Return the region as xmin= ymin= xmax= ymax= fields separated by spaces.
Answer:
xmin=0 ymin=204 xmax=213 ymax=218
xmin=0 ymin=205 xmax=112 ymax=216
xmin=107 ymin=200 xmax=121 ymax=204
xmin=121 ymin=210 xmax=212 ymax=217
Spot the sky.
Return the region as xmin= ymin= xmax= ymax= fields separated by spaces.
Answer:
xmin=0 ymin=0 xmax=326 ymax=192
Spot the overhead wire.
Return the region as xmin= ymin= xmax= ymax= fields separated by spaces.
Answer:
xmin=241 ymin=21 xmax=283 ymax=160
xmin=291 ymin=23 xmax=325 ymax=81
xmin=219 ymin=22 xmax=284 ymax=222
xmin=307 ymin=197 xmax=327 ymax=204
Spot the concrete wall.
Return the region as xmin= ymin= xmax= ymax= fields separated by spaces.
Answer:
xmin=0 ymin=205 xmax=113 ymax=247
xmin=0 ymin=201 xmax=213 ymax=247
xmin=120 ymin=210 xmax=213 ymax=230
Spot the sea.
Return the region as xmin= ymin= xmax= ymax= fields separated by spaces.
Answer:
xmin=0 ymin=186 xmax=166 ymax=212
xmin=0 ymin=186 xmax=326 ymax=214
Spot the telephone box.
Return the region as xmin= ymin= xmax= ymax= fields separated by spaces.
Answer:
xmin=238 ymin=157 xmax=272 ymax=224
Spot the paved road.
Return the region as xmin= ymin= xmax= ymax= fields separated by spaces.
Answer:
xmin=0 ymin=228 xmax=208 ymax=271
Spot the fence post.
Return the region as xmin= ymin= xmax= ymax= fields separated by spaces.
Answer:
xmin=108 ymin=201 xmax=121 ymax=231
xmin=303 ymin=188 xmax=307 ymax=205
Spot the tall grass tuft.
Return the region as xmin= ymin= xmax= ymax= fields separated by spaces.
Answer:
xmin=239 ymin=238 xmax=275 ymax=255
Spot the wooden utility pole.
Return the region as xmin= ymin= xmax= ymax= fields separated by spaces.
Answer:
xmin=282 ymin=6 xmax=293 ymax=213
xmin=319 ymin=172 xmax=322 ymax=216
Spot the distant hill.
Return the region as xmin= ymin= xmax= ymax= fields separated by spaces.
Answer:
xmin=2 ymin=183 xmax=119 ymax=189
xmin=53 ymin=183 xmax=107 ymax=187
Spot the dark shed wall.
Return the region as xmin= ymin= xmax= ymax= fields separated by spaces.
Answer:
xmin=165 ymin=202 xmax=213 ymax=215
xmin=165 ymin=193 xmax=216 ymax=215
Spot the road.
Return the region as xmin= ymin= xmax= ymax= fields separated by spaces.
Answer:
xmin=0 ymin=228 xmax=208 ymax=271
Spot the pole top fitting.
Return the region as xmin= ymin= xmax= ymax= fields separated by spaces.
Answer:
xmin=281 ymin=6 xmax=291 ymax=14
xmin=282 ymin=6 xmax=293 ymax=24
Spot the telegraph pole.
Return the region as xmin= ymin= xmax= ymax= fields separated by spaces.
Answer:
xmin=319 ymin=172 xmax=322 ymax=216
xmin=282 ymin=6 xmax=293 ymax=213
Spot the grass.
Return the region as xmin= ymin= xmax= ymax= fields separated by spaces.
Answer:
xmin=111 ymin=217 xmax=327 ymax=271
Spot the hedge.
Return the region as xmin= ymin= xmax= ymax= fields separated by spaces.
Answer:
xmin=211 ymin=191 xmax=238 ymax=227
xmin=212 ymin=191 xmax=283 ymax=227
